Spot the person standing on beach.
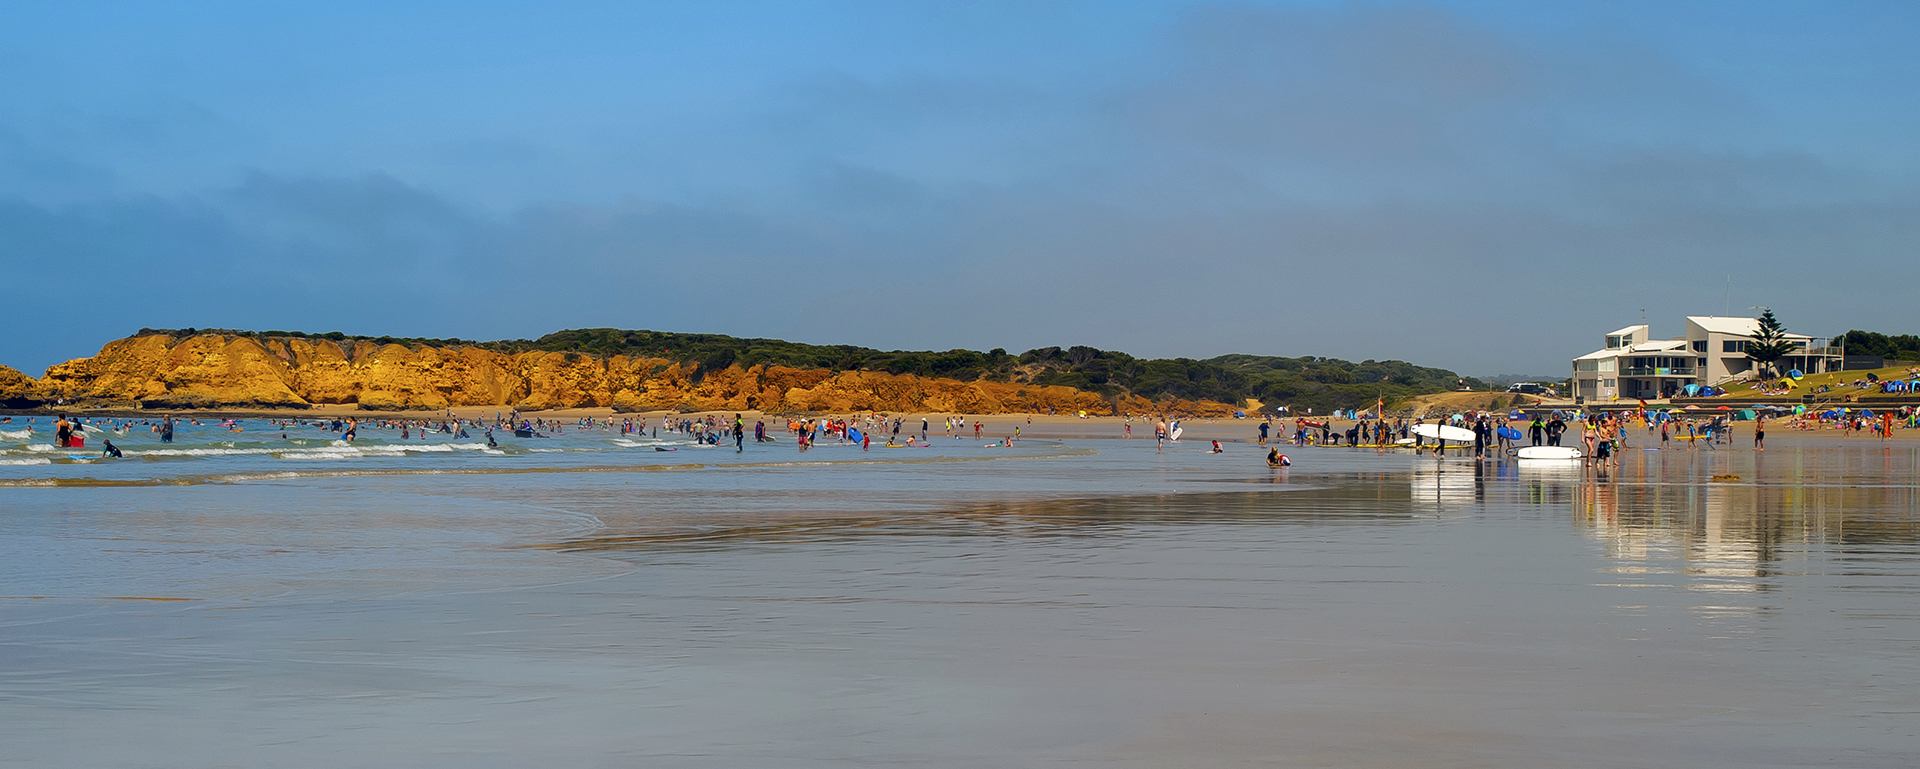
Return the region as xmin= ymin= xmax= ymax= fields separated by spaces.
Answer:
xmin=733 ymin=414 xmax=744 ymax=452
xmin=1754 ymin=415 xmax=1765 ymax=450
xmin=1258 ymin=420 xmax=1270 ymax=446
xmin=1155 ymin=419 xmax=1167 ymax=453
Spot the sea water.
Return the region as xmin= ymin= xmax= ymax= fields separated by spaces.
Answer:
xmin=2 ymin=421 xmax=1917 ymax=767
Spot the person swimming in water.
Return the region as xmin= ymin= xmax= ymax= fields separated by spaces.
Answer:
xmin=1266 ymin=447 xmax=1290 ymax=467
xmin=1209 ymin=439 xmax=1224 ymax=453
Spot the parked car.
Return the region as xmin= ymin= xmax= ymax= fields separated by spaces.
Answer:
xmin=1506 ymin=382 xmax=1550 ymax=395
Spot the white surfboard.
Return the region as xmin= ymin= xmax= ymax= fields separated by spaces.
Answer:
xmin=1393 ymin=438 xmax=1416 ymax=446
xmin=1169 ymin=426 xmax=1183 ymax=442
xmin=1411 ymin=423 xmax=1476 ymax=442
xmin=1515 ymin=445 xmax=1582 ymax=460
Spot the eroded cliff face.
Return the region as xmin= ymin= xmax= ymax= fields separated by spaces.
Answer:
xmin=14 ymin=334 xmax=1232 ymax=415
xmin=0 ymin=365 xmax=40 ymax=408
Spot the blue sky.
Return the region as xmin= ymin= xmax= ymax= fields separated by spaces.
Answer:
xmin=3 ymin=1 xmax=1916 ymax=376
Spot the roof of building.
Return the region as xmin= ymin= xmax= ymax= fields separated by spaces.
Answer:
xmin=1574 ymin=348 xmax=1619 ymax=361
xmin=1687 ymin=315 xmax=1818 ymax=341
xmin=1686 ymin=316 xmax=1760 ymax=335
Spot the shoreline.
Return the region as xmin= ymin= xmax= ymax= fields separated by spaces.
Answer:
xmin=8 ymin=407 xmax=1914 ymax=445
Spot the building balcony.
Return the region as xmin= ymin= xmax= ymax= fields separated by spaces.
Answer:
xmin=1620 ymin=367 xmax=1695 ymax=377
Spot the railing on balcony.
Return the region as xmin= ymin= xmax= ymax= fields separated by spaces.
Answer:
xmin=1620 ymin=367 xmax=1696 ymax=377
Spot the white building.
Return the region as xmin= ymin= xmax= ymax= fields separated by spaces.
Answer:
xmin=1571 ymin=317 xmax=1842 ymax=402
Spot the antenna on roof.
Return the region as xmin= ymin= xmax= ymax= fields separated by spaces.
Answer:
xmin=1723 ymin=276 xmax=1731 ymax=317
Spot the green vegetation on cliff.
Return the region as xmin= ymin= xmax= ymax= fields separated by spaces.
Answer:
xmin=133 ymin=327 xmax=1482 ymax=412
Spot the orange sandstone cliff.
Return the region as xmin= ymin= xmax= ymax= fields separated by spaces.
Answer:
xmin=11 ymin=333 xmax=1233 ymax=415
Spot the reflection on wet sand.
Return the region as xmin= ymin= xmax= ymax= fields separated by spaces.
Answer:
xmin=6 ymin=438 xmax=1919 ymax=768
xmin=546 ymin=485 xmax=1423 ymax=552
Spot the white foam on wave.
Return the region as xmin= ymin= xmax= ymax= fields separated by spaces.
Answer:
xmin=0 ymin=458 xmax=52 ymax=465
xmin=613 ymin=438 xmax=688 ymax=448
xmin=0 ymin=429 xmax=32 ymax=440
xmin=28 ymin=444 xmax=55 ymax=452
xmin=133 ymin=441 xmax=497 ymax=460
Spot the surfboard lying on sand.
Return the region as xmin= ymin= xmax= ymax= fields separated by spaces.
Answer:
xmin=1515 ymin=446 xmax=1582 ymax=459
xmin=1411 ymin=423 xmax=1476 ymax=442
xmin=1393 ymin=438 xmax=1416 ymax=446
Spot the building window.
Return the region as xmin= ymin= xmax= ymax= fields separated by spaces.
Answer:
xmin=1603 ymin=379 xmax=1616 ymax=387
xmin=1692 ymin=340 xmax=1707 ymax=352
xmin=1576 ymin=360 xmax=1598 ymax=371
xmin=1698 ymin=358 xmax=1707 ymax=367
xmin=1599 ymin=360 xmax=1615 ymax=372
xmin=1722 ymin=340 xmax=1747 ymax=353
xmin=1606 ymin=336 xmax=1622 ymax=349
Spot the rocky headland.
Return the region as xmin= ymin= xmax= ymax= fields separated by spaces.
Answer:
xmin=2 ymin=332 xmax=1231 ymax=415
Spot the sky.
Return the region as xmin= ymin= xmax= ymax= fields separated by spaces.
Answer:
xmin=3 ymin=1 xmax=1916 ymax=377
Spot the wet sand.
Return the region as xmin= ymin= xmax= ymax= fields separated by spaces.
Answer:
xmin=2 ymin=426 xmax=1916 ymax=767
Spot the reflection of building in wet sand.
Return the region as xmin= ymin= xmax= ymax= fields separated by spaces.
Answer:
xmin=1573 ymin=471 xmax=1920 ymax=587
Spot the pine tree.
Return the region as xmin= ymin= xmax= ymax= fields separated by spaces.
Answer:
xmin=1746 ymin=309 xmax=1795 ymax=379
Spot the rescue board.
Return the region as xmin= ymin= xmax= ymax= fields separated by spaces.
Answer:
xmin=1411 ymin=423 xmax=1476 ymax=442
xmin=1515 ymin=446 xmax=1582 ymax=459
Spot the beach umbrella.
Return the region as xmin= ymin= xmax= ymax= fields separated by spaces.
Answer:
xmin=1717 ymin=405 xmax=1730 ymax=410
